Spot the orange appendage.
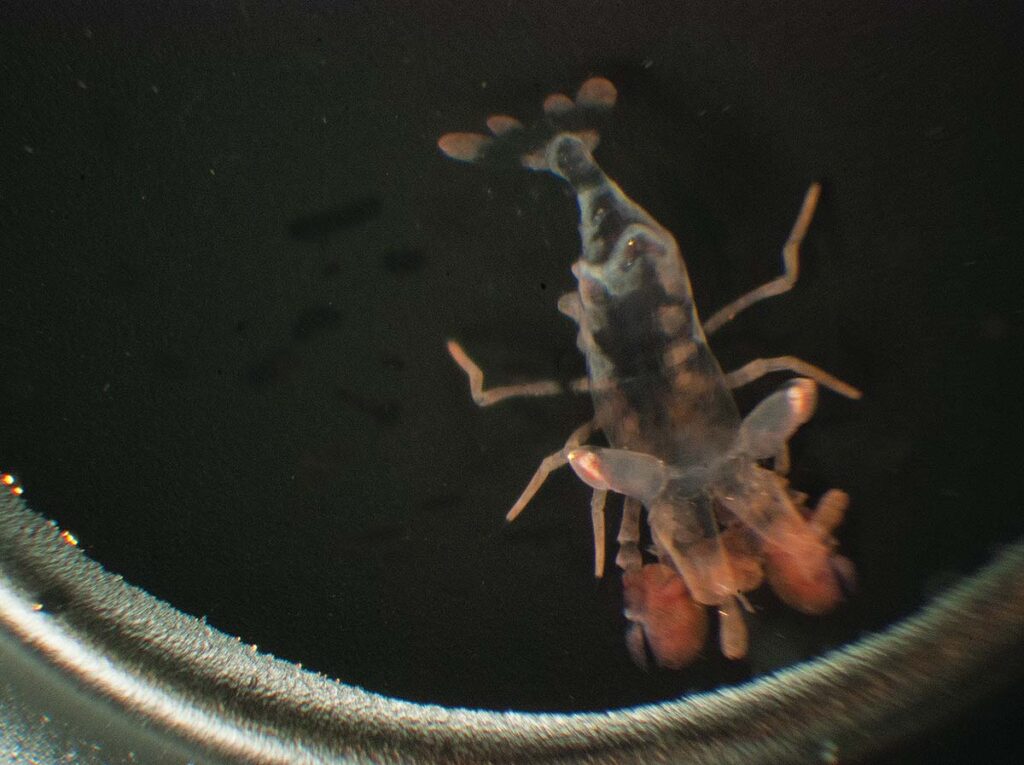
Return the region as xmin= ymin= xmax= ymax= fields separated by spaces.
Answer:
xmin=763 ymin=533 xmax=845 ymax=615
xmin=623 ymin=563 xmax=708 ymax=669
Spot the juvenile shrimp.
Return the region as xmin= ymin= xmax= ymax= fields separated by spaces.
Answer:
xmin=439 ymin=78 xmax=859 ymax=667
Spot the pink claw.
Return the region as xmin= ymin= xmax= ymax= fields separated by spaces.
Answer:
xmin=623 ymin=563 xmax=708 ymax=669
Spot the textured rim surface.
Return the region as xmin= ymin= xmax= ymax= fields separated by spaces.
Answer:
xmin=1 ymin=490 xmax=1022 ymax=764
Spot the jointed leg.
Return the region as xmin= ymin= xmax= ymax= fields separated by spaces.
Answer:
xmin=590 ymin=489 xmax=608 ymax=578
xmin=704 ymin=183 xmax=821 ymax=334
xmin=717 ymin=596 xmax=749 ymax=660
xmin=774 ymin=443 xmax=791 ymax=476
xmin=615 ymin=497 xmax=643 ymax=573
xmin=809 ymin=489 xmax=849 ymax=538
xmin=447 ymin=340 xmax=587 ymax=406
xmin=724 ymin=355 xmax=862 ymax=400
xmin=506 ymin=420 xmax=594 ymax=522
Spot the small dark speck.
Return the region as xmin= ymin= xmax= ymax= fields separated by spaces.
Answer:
xmin=286 ymin=198 xmax=382 ymax=241
xmin=152 ymin=351 xmax=190 ymax=381
xmin=979 ymin=315 xmax=1007 ymax=341
xmin=342 ymin=520 xmax=410 ymax=548
xmin=420 ymin=493 xmax=464 ymax=514
xmin=381 ymin=248 xmax=426 ymax=273
xmin=107 ymin=257 xmax=139 ymax=295
xmin=335 ymin=387 xmax=402 ymax=425
xmin=292 ymin=306 xmax=343 ymax=341
xmin=539 ymin=281 xmax=547 ymax=290
xmin=381 ymin=353 xmax=405 ymax=372
xmin=247 ymin=347 xmax=300 ymax=387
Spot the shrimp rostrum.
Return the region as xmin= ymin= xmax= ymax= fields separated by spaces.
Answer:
xmin=439 ymin=78 xmax=859 ymax=668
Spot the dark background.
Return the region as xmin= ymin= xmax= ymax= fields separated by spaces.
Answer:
xmin=1 ymin=1 xmax=1022 ymax=761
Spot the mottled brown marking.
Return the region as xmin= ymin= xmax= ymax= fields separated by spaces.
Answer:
xmin=658 ymin=304 xmax=687 ymax=336
xmin=672 ymin=366 xmax=706 ymax=393
xmin=662 ymin=340 xmax=697 ymax=370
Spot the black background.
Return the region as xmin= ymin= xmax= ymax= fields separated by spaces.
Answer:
xmin=2 ymin=1 xmax=1022 ymax=761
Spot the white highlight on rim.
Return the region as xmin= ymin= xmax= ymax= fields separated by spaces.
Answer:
xmin=1 ymin=488 xmax=1022 ymax=764
xmin=0 ymin=575 xmax=310 ymax=764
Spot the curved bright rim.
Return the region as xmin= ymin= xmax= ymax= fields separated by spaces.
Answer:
xmin=1 ymin=491 xmax=1022 ymax=764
